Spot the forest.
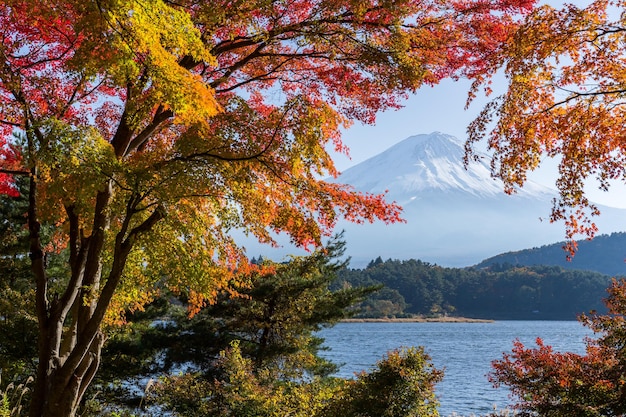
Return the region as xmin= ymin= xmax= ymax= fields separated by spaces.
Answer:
xmin=337 ymin=258 xmax=615 ymax=320
xmin=3 ymin=0 xmax=626 ymax=416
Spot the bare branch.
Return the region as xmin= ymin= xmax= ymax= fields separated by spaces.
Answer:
xmin=542 ymin=87 xmax=626 ymax=113
xmin=0 ymin=119 xmax=22 ymax=128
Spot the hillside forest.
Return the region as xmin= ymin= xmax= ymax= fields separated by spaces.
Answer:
xmin=476 ymin=232 xmax=626 ymax=277
xmin=336 ymin=257 xmax=616 ymax=320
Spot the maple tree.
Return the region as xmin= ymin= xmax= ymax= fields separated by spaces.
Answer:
xmin=467 ymin=0 xmax=626 ymax=247
xmin=0 ymin=0 xmax=533 ymax=416
xmin=490 ymin=278 xmax=626 ymax=417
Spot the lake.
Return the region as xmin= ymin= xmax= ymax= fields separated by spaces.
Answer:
xmin=317 ymin=321 xmax=593 ymax=417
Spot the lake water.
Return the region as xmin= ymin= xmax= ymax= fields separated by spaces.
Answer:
xmin=318 ymin=321 xmax=593 ymax=417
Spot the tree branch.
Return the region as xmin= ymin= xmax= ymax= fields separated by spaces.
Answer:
xmin=0 ymin=168 xmax=30 ymax=176
xmin=0 ymin=119 xmax=23 ymax=128
xmin=110 ymin=84 xmax=135 ymax=158
xmin=157 ymin=100 xmax=296 ymax=168
xmin=210 ymin=41 xmax=268 ymax=89
xmin=542 ymin=87 xmax=626 ymax=113
xmin=125 ymin=107 xmax=174 ymax=155
xmin=56 ymin=202 xmax=165 ymax=395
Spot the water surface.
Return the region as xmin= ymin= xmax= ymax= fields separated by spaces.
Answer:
xmin=318 ymin=321 xmax=592 ymax=416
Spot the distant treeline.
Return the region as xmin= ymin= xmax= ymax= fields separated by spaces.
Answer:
xmin=335 ymin=258 xmax=614 ymax=320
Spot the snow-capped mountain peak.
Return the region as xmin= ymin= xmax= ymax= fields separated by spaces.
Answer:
xmin=336 ymin=132 xmax=553 ymax=203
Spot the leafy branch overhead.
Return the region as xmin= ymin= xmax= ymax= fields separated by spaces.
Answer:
xmin=467 ymin=0 xmax=626 ymax=247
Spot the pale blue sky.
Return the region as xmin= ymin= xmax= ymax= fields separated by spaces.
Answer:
xmin=336 ymin=71 xmax=626 ymax=210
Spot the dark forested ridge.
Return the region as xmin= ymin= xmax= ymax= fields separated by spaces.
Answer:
xmin=336 ymin=259 xmax=614 ymax=320
xmin=475 ymin=232 xmax=626 ymax=277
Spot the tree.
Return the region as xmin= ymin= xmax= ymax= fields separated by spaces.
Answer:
xmin=157 ymin=236 xmax=373 ymax=377
xmin=358 ymin=287 xmax=407 ymax=318
xmin=147 ymin=239 xmax=385 ymax=417
xmin=0 ymin=133 xmax=18 ymax=197
xmin=467 ymin=0 xmax=626 ymax=248
xmin=320 ymin=347 xmax=443 ymax=417
xmin=0 ymin=1 xmax=533 ymax=415
xmin=489 ymin=278 xmax=626 ymax=417
xmin=95 ymin=236 xmax=376 ymax=411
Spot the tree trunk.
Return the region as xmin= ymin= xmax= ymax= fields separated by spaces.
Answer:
xmin=28 ymin=180 xmax=113 ymax=417
xmin=30 ymin=333 xmax=104 ymax=417
xmin=28 ymin=184 xmax=112 ymax=417
xmin=27 ymin=179 xmax=164 ymax=416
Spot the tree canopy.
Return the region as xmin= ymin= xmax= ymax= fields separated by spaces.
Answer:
xmin=490 ymin=279 xmax=626 ymax=417
xmin=0 ymin=0 xmax=534 ymax=415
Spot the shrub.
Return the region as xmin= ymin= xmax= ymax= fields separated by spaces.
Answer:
xmin=490 ymin=278 xmax=626 ymax=416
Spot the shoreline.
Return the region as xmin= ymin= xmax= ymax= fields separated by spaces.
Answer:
xmin=341 ymin=316 xmax=494 ymax=323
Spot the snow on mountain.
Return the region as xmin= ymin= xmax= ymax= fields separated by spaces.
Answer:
xmin=336 ymin=132 xmax=553 ymax=203
xmin=238 ymin=132 xmax=626 ymax=268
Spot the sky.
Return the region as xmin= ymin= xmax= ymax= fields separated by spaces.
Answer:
xmin=333 ymin=72 xmax=626 ymax=210
xmin=335 ymin=78 xmax=478 ymax=170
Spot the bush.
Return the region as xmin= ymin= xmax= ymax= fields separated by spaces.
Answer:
xmin=152 ymin=343 xmax=443 ymax=417
xmin=490 ymin=278 xmax=626 ymax=416
xmin=322 ymin=347 xmax=443 ymax=417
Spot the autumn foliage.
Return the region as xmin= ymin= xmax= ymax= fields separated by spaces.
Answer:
xmin=467 ymin=0 xmax=626 ymax=247
xmin=0 ymin=0 xmax=533 ymax=415
xmin=490 ymin=279 xmax=626 ymax=417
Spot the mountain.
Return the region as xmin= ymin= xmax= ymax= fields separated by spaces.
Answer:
xmin=334 ymin=132 xmax=551 ymax=201
xmin=331 ymin=132 xmax=626 ymax=267
xmin=474 ymin=232 xmax=626 ymax=277
xmin=239 ymin=132 xmax=626 ymax=267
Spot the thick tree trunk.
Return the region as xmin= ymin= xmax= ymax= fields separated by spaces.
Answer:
xmin=27 ymin=179 xmax=165 ymax=416
xmin=30 ymin=333 xmax=104 ymax=417
xmin=28 ymin=181 xmax=114 ymax=417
